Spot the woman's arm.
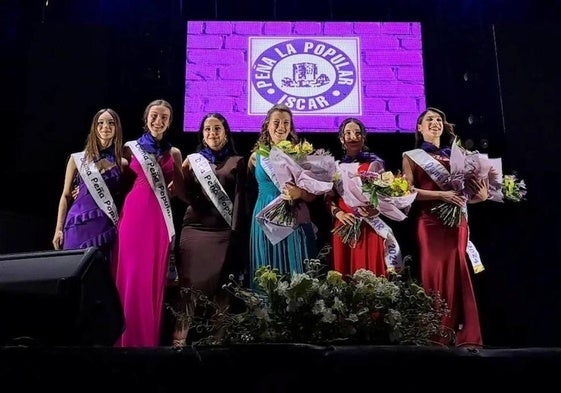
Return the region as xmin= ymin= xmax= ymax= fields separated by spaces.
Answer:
xmin=231 ymin=156 xmax=246 ymax=232
xmin=52 ymin=157 xmax=77 ymax=249
xmin=325 ymin=189 xmax=357 ymax=225
xmin=402 ymin=155 xmax=464 ymax=206
xmin=169 ymin=147 xmax=186 ymax=201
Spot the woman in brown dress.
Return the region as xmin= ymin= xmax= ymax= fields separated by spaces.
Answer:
xmin=172 ymin=113 xmax=246 ymax=346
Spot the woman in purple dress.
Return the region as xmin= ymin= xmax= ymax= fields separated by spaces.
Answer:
xmin=112 ymin=99 xmax=184 ymax=347
xmin=53 ymin=108 xmax=126 ymax=260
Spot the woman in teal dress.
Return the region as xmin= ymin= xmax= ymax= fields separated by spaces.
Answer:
xmin=247 ymin=104 xmax=317 ymax=285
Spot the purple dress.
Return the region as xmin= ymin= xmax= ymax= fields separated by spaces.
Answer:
xmin=63 ymin=160 xmax=121 ymax=253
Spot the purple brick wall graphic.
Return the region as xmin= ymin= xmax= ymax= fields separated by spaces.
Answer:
xmin=184 ymin=21 xmax=425 ymax=133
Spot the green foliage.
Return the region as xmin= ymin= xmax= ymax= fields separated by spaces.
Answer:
xmin=172 ymin=249 xmax=453 ymax=346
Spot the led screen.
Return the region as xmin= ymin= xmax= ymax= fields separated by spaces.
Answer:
xmin=184 ymin=21 xmax=425 ymax=133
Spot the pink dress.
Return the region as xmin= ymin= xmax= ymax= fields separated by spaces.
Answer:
xmin=113 ymin=152 xmax=175 ymax=347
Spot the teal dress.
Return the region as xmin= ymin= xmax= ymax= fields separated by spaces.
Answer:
xmin=249 ymin=155 xmax=317 ymax=286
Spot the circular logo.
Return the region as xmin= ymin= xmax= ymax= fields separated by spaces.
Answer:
xmin=251 ymin=38 xmax=357 ymax=112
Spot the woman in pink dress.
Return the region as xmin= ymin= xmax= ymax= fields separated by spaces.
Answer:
xmin=113 ymin=99 xmax=184 ymax=347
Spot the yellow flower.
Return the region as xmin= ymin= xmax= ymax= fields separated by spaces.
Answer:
xmin=380 ymin=171 xmax=395 ymax=183
xmin=390 ymin=176 xmax=411 ymax=196
xmin=326 ymin=270 xmax=344 ymax=286
xmin=300 ymin=140 xmax=314 ymax=155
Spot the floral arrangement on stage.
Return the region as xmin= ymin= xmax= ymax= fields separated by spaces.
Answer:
xmin=175 ymin=249 xmax=452 ymax=346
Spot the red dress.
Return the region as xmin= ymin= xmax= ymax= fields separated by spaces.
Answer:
xmin=332 ymin=162 xmax=386 ymax=277
xmin=412 ymin=155 xmax=482 ymax=347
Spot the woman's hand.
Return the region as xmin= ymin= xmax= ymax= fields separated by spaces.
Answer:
xmin=440 ymin=190 xmax=466 ymax=207
xmin=467 ymin=177 xmax=489 ymax=201
xmin=52 ymin=230 xmax=63 ymax=250
xmin=71 ymin=185 xmax=79 ymax=201
xmin=355 ymin=205 xmax=379 ymax=218
xmin=281 ymin=182 xmax=303 ymax=201
xmin=167 ymin=181 xmax=176 ymax=198
xmin=334 ymin=209 xmax=357 ymax=226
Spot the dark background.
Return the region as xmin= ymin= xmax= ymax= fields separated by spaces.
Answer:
xmin=1 ymin=0 xmax=560 ymax=347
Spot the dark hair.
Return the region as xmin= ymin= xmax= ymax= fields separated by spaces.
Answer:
xmin=414 ymin=107 xmax=456 ymax=148
xmin=196 ymin=112 xmax=238 ymax=155
xmin=251 ymin=104 xmax=299 ymax=152
xmin=84 ymin=108 xmax=124 ymax=171
xmin=338 ymin=117 xmax=370 ymax=152
xmin=143 ymin=99 xmax=173 ymax=132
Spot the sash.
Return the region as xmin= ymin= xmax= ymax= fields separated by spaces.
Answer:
xmin=362 ymin=215 xmax=403 ymax=270
xmin=403 ymin=149 xmax=451 ymax=190
xmin=71 ymin=152 xmax=119 ymax=226
xmin=187 ymin=153 xmax=233 ymax=228
xmin=403 ymin=149 xmax=484 ymax=273
xmin=126 ymin=141 xmax=175 ymax=243
xmin=259 ymin=155 xmax=282 ymax=191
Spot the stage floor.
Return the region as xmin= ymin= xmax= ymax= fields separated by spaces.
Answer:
xmin=2 ymin=344 xmax=560 ymax=392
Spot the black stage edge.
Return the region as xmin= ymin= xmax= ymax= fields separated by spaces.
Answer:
xmin=1 ymin=344 xmax=560 ymax=391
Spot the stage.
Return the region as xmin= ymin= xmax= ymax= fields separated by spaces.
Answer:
xmin=1 ymin=344 xmax=560 ymax=391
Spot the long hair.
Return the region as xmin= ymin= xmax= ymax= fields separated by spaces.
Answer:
xmin=414 ymin=107 xmax=456 ymax=148
xmin=84 ymin=108 xmax=124 ymax=171
xmin=196 ymin=112 xmax=238 ymax=155
xmin=251 ymin=104 xmax=299 ymax=152
xmin=142 ymin=99 xmax=173 ymax=132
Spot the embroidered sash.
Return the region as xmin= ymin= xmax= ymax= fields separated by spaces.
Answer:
xmin=403 ymin=149 xmax=484 ymax=273
xmin=126 ymin=141 xmax=175 ymax=243
xmin=188 ymin=153 xmax=233 ymax=228
xmin=72 ymin=152 xmax=119 ymax=226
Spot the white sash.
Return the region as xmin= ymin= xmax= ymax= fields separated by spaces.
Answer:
xmin=72 ymin=152 xmax=119 ymax=226
xmin=187 ymin=153 xmax=233 ymax=228
xmin=259 ymin=155 xmax=282 ymax=191
xmin=403 ymin=149 xmax=451 ymax=189
xmin=403 ymin=149 xmax=484 ymax=273
xmin=361 ymin=215 xmax=403 ymax=270
xmin=126 ymin=141 xmax=175 ymax=243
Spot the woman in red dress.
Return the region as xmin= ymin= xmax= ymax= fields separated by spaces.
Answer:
xmin=402 ymin=107 xmax=488 ymax=347
xmin=327 ymin=118 xmax=389 ymax=277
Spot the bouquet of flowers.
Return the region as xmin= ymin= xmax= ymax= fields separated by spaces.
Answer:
xmin=431 ymin=139 xmax=496 ymax=227
xmin=502 ymin=173 xmax=527 ymax=202
xmin=256 ymin=139 xmax=313 ymax=161
xmin=256 ymin=140 xmax=336 ymax=244
xmin=431 ymin=139 xmax=528 ymax=226
xmin=360 ymin=170 xmax=415 ymax=217
xmin=331 ymin=163 xmax=416 ymax=247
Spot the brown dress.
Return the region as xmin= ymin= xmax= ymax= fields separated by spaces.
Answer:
xmin=177 ymin=155 xmax=246 ymax=297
